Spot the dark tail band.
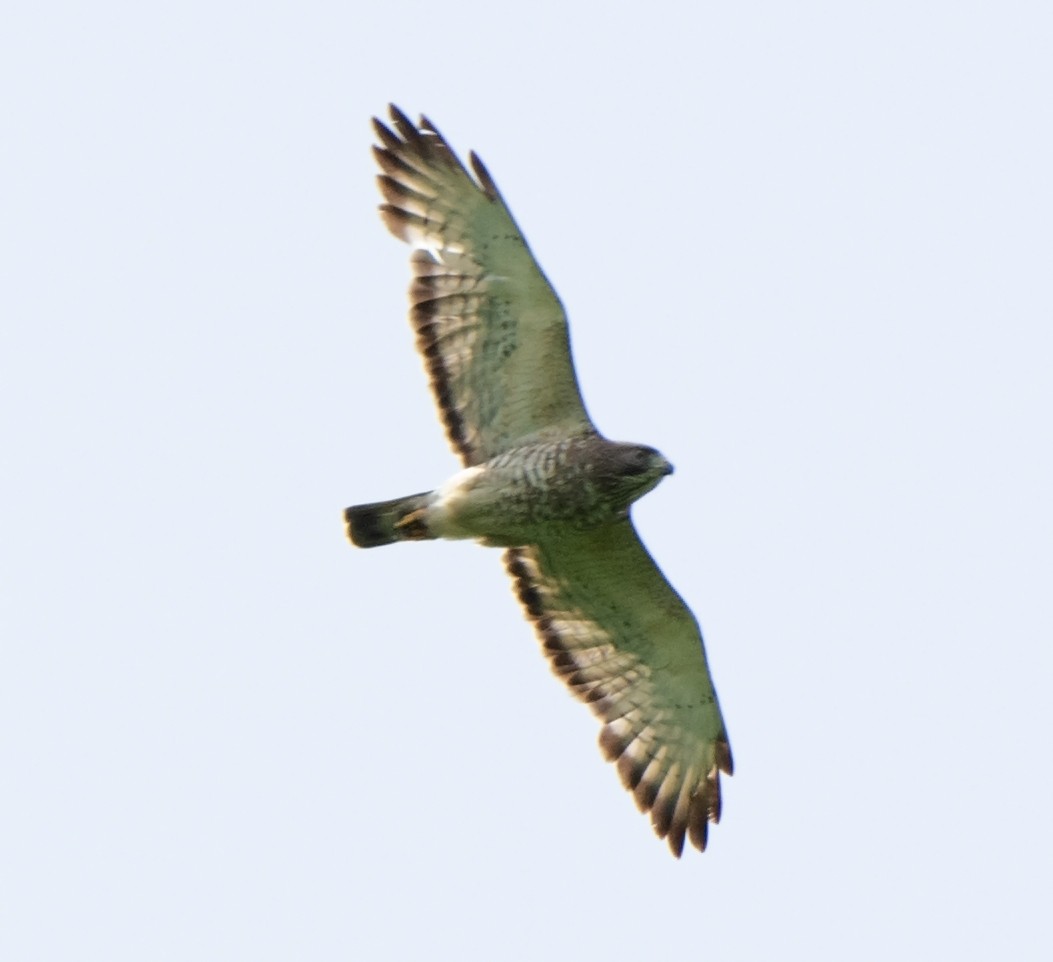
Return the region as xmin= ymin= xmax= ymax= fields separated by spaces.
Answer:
xmin=344 ymin=492 xmax=434 ymax=548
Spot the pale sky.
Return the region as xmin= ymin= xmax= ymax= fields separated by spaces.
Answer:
xmin=3 ymin=2 xmax=1052 ymax=959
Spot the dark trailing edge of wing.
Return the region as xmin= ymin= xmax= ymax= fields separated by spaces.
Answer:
xmin=408 ymin=262 xmax=472 ymax=464
xmin=371 ymin=106 xmax=497 ymax=465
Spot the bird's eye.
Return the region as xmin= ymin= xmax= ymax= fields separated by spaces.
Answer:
xmin=625 ymin=451 xmax=653 ymax=475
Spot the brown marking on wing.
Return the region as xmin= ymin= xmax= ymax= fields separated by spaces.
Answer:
xmin=504 ymin=522 xmax=732 ymax=856
xmin=373 ymin=105 xmax=595 ymax=466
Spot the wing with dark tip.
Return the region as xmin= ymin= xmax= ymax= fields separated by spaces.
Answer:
xmin=505 ymin=522 xmax=733 ymax=856
xmin=373 ymin=105 xmax=595 ymax=466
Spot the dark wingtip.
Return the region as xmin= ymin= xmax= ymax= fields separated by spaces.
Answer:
xmin=469 ymin=151 xmax=500 ymax=200
xmin=687 ymin=809 xmax=710 ymax=853
xmin=667 ymin=822 xmax=687 ymax=858
xmin=387 ymin=104 xmax=425 ymax=146
xmin=716 ymin=738 xmax=734 ymax=776
xmin=372 ymin=116 xmax=400 ymax=151
xmin=387 ymin=103 xmax=412 ymax=128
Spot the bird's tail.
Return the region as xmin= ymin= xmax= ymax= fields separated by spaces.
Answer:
xmin=344 ymin=492 xmax=435 ymax=548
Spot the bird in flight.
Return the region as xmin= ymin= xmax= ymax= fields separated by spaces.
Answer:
xmin=345 ymin=106 xmax=732 ymax=855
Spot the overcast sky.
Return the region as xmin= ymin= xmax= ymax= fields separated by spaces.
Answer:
xmin=3 ymin=2 xmax=1052 ymax=959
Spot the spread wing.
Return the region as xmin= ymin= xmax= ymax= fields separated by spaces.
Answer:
xmin=373 ymin=105 xmax=595 ymax=466
xmin=505 ymin=522 xmax=733 ymax=856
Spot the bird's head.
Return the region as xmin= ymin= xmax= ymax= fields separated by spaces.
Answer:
xmin=601 ymin=442 xmax=674 ymax=506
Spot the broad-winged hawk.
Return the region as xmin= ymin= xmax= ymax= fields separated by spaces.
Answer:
xmin=344 ymin=106 xmax=732 ymax=856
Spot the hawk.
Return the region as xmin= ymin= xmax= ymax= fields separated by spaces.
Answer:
xmin=345 ymin=106 xmax=732 ymax=856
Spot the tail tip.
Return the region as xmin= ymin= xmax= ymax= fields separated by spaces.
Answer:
xmin=344 ymin=504 xmax=397 ymax=548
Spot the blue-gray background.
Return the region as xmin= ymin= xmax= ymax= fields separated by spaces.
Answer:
xmin=3 ymin=2 xmax=1051 ymax=959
